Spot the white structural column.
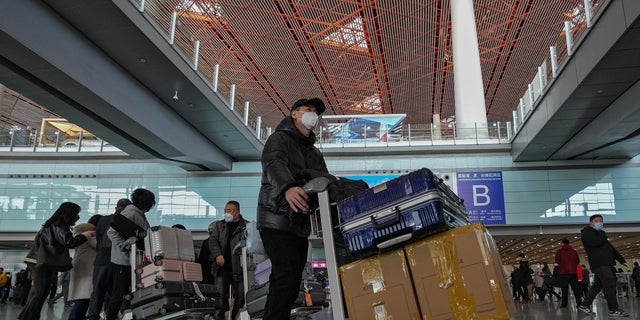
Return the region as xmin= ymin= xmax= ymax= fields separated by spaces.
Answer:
xmin=450 ymin=0 xmax=489 ymax=138
xmin=433 ymin=113 xmax=442 ymax=140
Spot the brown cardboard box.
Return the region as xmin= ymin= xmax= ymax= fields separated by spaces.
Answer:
xmin=404 ymin=223 xmax=515 ymax=319
xmin=339 ymin=248 xmax=421 ymax=320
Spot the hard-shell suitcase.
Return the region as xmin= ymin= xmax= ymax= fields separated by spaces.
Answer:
xmin=129 ymin=281 xmax=219 ymax=319
xmin=339 ymin=168 xmax=469 ymax=259
xmin=137 ymin=259 xmax=203 ymax=288
xmin=245 ymin=282 xmax=269 ymax=316
xmin=145 ymin=226 xmax=196 ymax=262
xmin=252 ymin=259 xmax=271 ymax=287
xmin=245 ymin=280 xmax=325 ymax=317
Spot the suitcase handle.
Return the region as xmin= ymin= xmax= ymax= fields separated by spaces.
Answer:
xmin=370 ymin=206 xmax=401 ymax=230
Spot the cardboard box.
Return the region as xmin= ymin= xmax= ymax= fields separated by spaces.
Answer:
xmin=404 ymin=223 xmax=515 ymax=319
xmin=339 ymin=248 xmax=421 ymax=320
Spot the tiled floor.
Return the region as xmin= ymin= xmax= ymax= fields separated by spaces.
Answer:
xmin=2 ymin=295 xmax=639 ymax=319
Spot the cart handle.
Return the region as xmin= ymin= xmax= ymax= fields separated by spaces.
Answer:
xmin=302 ymin=177 xmax=331 ymax=194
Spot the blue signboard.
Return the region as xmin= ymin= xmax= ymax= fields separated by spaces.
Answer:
xmin=456 ymin=171 xmax=506 ymax=225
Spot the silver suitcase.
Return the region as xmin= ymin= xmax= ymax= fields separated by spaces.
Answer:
xmin=144 ymin=226 xmax=196 ymax=262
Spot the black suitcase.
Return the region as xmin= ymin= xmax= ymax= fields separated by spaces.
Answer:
xmin=129 ymin=281 xmax=219 ymax=320
xmin=246 ymin=280 xmax=326 ymax=317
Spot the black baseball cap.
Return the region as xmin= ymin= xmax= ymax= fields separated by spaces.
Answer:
xmin=290 ymin=98 xmax=326 ymax=115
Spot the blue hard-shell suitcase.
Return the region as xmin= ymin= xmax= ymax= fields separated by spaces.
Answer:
xmin=338 ymin=168 xmax=469 ymax=259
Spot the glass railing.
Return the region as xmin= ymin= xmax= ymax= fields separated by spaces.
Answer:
xmin=512 ymin=0 xmax=610 ymax=133
xmin=316 ymin=122 xmax=512 ymax=148
xmin=0 ymin=130 xmax=121 ymax=153
xmin=130 ymin=0 xmax=263 ymax=139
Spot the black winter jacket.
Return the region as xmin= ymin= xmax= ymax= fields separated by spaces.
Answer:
xmin=581 ymin=225 xmax=625 ymax=269
xmin=25 ymin=224 xmax=88 ymax=265
xmin=209 ymin=216 xmax=248 ymax=278
xmin=257 ymin=116 xmax=328 ymax=237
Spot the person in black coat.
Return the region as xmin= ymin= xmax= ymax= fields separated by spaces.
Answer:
xmin=577 ymin=214 xmax=628 ymax=317
xmin=18 ymin=202 xmax=96 ymax=320
xmin=197 ymin=222 xmax=216 ymax=285
xmin=209 ymin=201 xmax=248 ymax=320
xmin=256 ymin=98 xmax=328 ymax=319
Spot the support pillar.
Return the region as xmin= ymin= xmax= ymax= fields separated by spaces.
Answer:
xmin=451 ymin=0 xmax=488 ymax=138
xmin=433 ymin=113 xmax=442 ymax=140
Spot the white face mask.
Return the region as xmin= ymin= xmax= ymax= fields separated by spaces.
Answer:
xmin=224 ymin=213 xmax=234 ymax=223
xmin=301 ymin=111 xmax=319 ymax=129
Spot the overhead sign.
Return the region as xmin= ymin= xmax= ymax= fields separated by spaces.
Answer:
xmin=456 ymin=171 xmax=506 ymax=225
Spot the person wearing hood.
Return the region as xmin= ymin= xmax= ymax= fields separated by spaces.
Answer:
xmin=209 ymin=200 xmax=248 ymax=320
xmin=554 ymin=238 xmax=582 ymax=308
xmin=257 ymin=97 xmax=329 ymax=319
xmin=577 ymin=214 xmax=629 ymax=317
xmin=105 ymin=188 xmax=155 ymax=320
xmin=67 ymin=214 xmax=102 ymax=320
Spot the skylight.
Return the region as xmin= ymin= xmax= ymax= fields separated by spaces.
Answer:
xmin=322 ymin=17 xmax=368 ymax=51
xmin=352 ymin=93 xmax=381 ymax=112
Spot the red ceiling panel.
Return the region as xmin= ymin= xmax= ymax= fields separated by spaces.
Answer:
xmin=151 ymin=0 xmax=592 ymax=127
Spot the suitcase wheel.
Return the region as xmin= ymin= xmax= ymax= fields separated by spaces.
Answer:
xmin=123 ymin=294 xmax=132 ymax=301
xmin=159 ymin=307 xmax=168 ymax=315
xmin=134 ymin=268 xmax=143 ymax=275
xmin=155 ymin=275 xmax=164 ymax=282
xmin=153 ymin=259 xmax=163 ymax=266
xmin=136 ymin=283 xmax=144 ymax=290
xmin=154 ymin=281 xmax=165 ymax=289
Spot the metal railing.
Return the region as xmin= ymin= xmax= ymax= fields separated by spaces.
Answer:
xmin=511 ymin=0 xmax=609 ymax=133
xmin=130 ymin=0 xmax=264 ymax=139
xmin=128 ymin=0 xmax=610 ymax=148
xmin=0 ymin=130 xmax=121 ymax=153
xmin=315 ymin=121 xmax=512 ymax=148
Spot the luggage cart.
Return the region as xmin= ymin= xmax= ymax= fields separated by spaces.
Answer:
xmin=120 ymin=243 xmax=218 ymax=320
xmin=316 ymin=188 xmax=346 ymax=320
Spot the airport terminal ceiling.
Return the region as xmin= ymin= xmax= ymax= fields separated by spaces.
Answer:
xmin=0 ymin=0 xmax=598 ymax=132
xmin=1 ymin=0 xmax=637 ymax=264
xmin=153 ymin=0 xmax=594 ymax=128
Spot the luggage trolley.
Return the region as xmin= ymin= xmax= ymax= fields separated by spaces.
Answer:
xmin=315 ymin=185 xmax=346 ymax=320
xmin=122 ymin=243 xmax=218 ymax=320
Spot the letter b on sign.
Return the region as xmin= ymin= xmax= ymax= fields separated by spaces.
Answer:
xmin=473 ymin=185 xmax=490 ymax=206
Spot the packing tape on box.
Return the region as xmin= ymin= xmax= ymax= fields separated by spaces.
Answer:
xmin=360 ymin=257 xmax=386 ymax=293
xmin=406 ymin=223 xmax=512 ymax=319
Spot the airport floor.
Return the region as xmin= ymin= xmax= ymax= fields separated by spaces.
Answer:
xmin=1 ymin=295 xmax=639 ymax=319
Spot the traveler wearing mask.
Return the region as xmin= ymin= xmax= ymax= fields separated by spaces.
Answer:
xmin=257 ymin=98 xmax=329 ymax=319
xmin=577 ymin=214 xmax=629 ymax=317
xmin=209 ymin=200 xmax=248 ymax=320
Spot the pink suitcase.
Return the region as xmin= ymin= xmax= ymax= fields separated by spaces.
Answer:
xmin=144 ymin=226 xmax=196 ymax=262
xmin=137 ymin=259 xmax=203 ymax=288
